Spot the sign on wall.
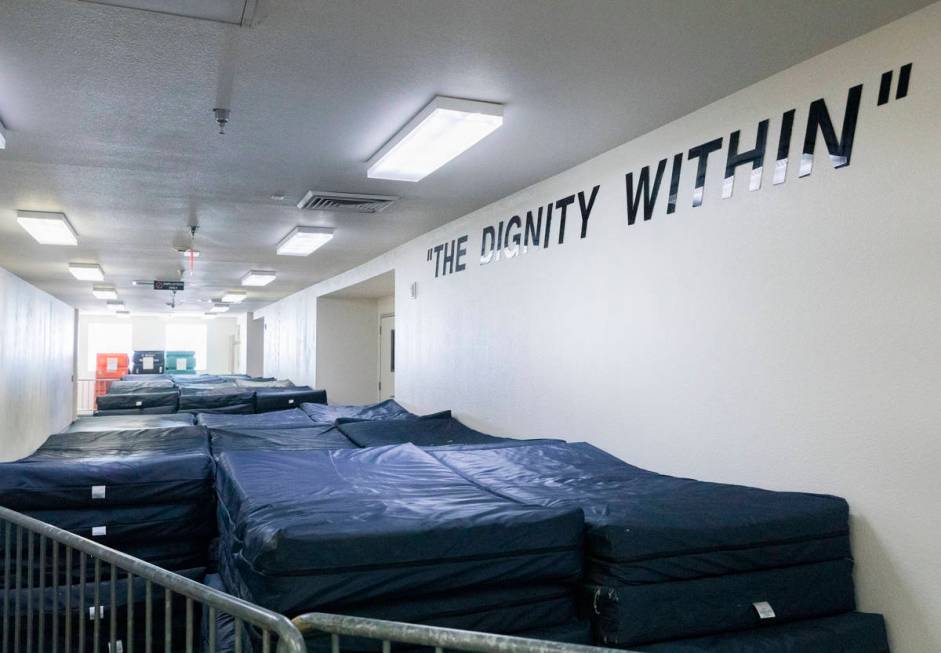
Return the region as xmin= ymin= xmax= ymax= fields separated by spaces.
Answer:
xmin=425 ymin=63 xmax=913 ymax=279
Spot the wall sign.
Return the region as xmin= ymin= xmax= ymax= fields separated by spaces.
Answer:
xmin=424 ymin=63 xmax=913 ymax=280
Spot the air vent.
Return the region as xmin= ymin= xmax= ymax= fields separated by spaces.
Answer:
xmin=297 ymin=190 xmax=398 ymax=214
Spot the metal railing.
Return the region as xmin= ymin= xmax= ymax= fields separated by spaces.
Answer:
xmin=0 ymin=506 xmax=306 ymax=653
xmin=293 ymin=613 xmax=634 ymax=653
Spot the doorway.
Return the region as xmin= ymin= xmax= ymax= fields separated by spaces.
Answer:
xmin=379 ymin=313 xmax=395 ymax=400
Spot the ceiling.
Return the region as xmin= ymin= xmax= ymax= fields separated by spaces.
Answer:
xmin=0 ymin=0 xmax=931 ymax=315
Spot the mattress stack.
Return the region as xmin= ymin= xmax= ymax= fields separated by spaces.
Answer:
xmin=214 ymin=444 xmax=589 ymax=649
xmin=299 ymin=398 xmax=416 ymax=422
xmin=430 ymin=442 xmax=889 ymax=652
xmin=252 ymin=386 xmax=327 ymax=413
xmin=95 ymin=378 xmax=180 ymax=416
xmin=201 ymin=408 xmax=356 ymax=455
xmin=0 ymin=427 xmax=215 ymax=575
xmin=178 ymin=386 xmax=256 ymax=414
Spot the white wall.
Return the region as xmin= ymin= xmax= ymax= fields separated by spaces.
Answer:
xmin=0 ymin=266 xmax=75 ymax=461
xmin=315 ymin=297 xmax=380 ymax=404
xmin=257 ymin=6 xmax=941 ymax=651
xmin=77 ymin=315 xmax=240 ymax=376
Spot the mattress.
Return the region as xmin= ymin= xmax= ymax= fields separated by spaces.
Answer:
xmin=95 ymin=390 xmax=180 ymax=412
xmin=234 ymin=378 xmax=295 ymax=388
xmin=0 ymin=427 xmax=212 ymax=510
xmin=253 ymin=387 xmax=327 ymax=413
xmin=63 ymin=414 xmax=196 ymax=432
xmin=300 ymin=399 xmax=415 ymax=423
xmin=215 ymin=444 xmax=584 ymax=614
xmin=431 ymin=442 xmax=851 ymax=580
xmin=209 ymin=426 xmax=355 ymax=455
xmin=19 ymin=502 xmax=215 ymax=545
xmin=337 ymin=415 xmax=550 ymax=448
xmin=107 ymin=379 xmax=177 ymax=394
xmin=197 ymin=408 xmax=315 ymax=429
xmin=430 ymin=442 xmax=854 ymax=645
xmin=178 ymin=388 xmax=256 ymax=414
xmin=585 ymin=559 xmax=856 ymax=645
xmin=174 ymin=375 xmax=233 ymax=386
xmin=634 ymin=612 xmax=889 ymax=653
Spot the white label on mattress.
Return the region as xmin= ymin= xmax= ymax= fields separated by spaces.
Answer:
xmin=753 ymin=601 xmax=776 ymax=620
xmin=135 ymin=400 xmax=143 ymax=407
xmin=107 ymin=357 xmax=118 ymax=372
xmin=143 ymin=356 xmax=154 ymax=370
xmin=92 ymin=526 xmax=107 ymax=537
xmin=109 ymin=640 xmax=124 ymax=653
xmin=91 ymin=485 xmax=106 ymax=499
xmin=288 ymin=398 xmax=295 ymax=404
xmin=89 ymin=605 xmax=105 ymax=619
xmin=176 ymin=359 xmax=186 ymax=371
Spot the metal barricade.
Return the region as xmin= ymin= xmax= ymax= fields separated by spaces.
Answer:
xmin=0 ymin=506 xmax=306 ymax=653
xmin=293 ymin=613 xmax=634 ymax=653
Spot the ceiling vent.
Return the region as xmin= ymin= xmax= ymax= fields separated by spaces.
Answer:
xmin=297 ymin=191 xmax=398 ymax=214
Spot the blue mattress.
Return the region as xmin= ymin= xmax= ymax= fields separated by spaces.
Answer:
xmin=215 ymin=444 xmax=584 ymax=614
xmin=107 ymin=379 xmax=176 ymax=394
xmin=0 ymin=427 xmax=212 ymax=510
xmin=300 ymin=399 xmax=415 ymax=423
xmin=634 ymin=612 xmax=889 ymax=653
xmin=253 ymin=387 xmax=327 ymax=413
xmin=209 ymin=426 xmax=355 ymax=455
xmin=197 ymin=408 xmax=314 ymax=429
xmin=19 ymin=502 xmax=214 ymax=545
xmin=585 ymin=559 xmax=856 ymax=645
xmin=337 ymin=416 xmax=543 ymax=448
xmin=179 ymin=388 xmax=255 ymax=414
xmin=96 ymin=390 xmax=180 ymax=412
xmin=64 ymin=414 xmax=196 ymax=432
xmin=431 ymin=442 xmax=850 ymax=579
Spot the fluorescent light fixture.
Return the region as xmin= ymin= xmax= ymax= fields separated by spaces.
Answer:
xmin=16 ymin=211 xmax=78 ymax=246
xmin=179 ymin=249 xmax=200 ymax=257
xmin=276 ymin=226 xmax=334 ymax=256
xmin=116 ymin=311 xmax=131 ymax=318
xmin=209 ymin=303 xmax=231 ymax=313
xmin=220 ymin=291 xmax=247 ymax=304
xmin=202 ymin=313 xmax=217 ymax=320
xmin=68 ymin=262 xmax=105 ymax=281
xmin=367 ymin=96 xmax=504 ymax=182
xmin=106 ymin=300 xmax=125 ymax=312
xmin=241 ymin=270 xmax=277 ymax=286
xmin=92 ymin=286 xmax=118 ymax=300
xmin=0 ymin=122 xmax=6 ymax=150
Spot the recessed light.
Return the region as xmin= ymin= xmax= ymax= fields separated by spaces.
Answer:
xmin=68 ymin=263 xmax=104 ymax=281
xmin=367 ymin=96 xmax=504 ymax=182
xmin=116 ymin=311 xmax=131 ymax=318
xmin=241 ymin=270 xmax=277 ymax=287
xmin=106 ymin=300 xmax=125 ymax=312
xmin=220 ymin=291 xmax=247 ymax=303
xmin=92 ymin=286 xmax=118 ymax=300
xmin=0 ymin=122 xmax=6 ymax=150
xmin=209 ymin=303 xmax=230 ymax=313
xmin=276 ymin=226 xmax=334 ymax=256
xmin=16 ymin=211 xmax=78 ymax=246
xmin=202 ymin=313 xmax=217 ymax=320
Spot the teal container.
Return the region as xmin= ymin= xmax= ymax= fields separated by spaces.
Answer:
xmin=166 ymin=350 xmax=197 ymax=374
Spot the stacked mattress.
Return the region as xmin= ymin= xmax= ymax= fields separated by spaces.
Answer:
xmin=198 ymin=407 xmax=315 ymax=430
xmin=64 ymin=413 xmax=196 ymax=432
xmin=0 ymin=427 xmax=215 ymax=574
xmin=430 ymin=441 xmax=860 ymax=648
xmin=178 ymin=386 xmax=255 ymax=414
xmin=300 ymin=398 xmax=415 ymax=423
xmin=95 ymin=381 xmax=180 ymax=416
xmin=214 ymin=443 xmax=588 ymax=644
xmin=253 ymin=386 xmax=327 ymax=413
xmin=336 ymin=414 xmax=553 ymax=448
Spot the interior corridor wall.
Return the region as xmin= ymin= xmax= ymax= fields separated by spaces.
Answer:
xmin=0 ymin=266 xmax=74 ymax=461
xmin=256 ymin=5 xmax=941 ymax=651
xmin=315 ymin=297 xmax=380 ymax=404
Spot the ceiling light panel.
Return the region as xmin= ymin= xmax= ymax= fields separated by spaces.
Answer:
xmin=106 ymin=300 xmax=125 ymax=312
xmin=220 ymin=291 xmax=247 ymax=304
xmin=69 ymin=263 xmax=105 ymax=281
xmin=210 ymin=303 xmax=231 ymax=313
xmin=241 ymin=270 xmax=277 ymax=287
xmin=276 ymin=226 xmax=334 ymax=256
xmin=0 ymin=123 xmax=6 ymax=150
xmin=16 ymin=211 xmax=78 ymax=246
xmin=92 ymin=286 xmax=118 ymax=300
xmin=367 ymin=96 xmax=504 ymax=182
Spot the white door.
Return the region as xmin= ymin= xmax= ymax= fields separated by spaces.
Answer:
xmin=379 ymin=314 xmax=395 ymax=400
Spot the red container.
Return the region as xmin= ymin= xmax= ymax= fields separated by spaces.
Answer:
xmin=96 ymin=353 xmax=129 ymax=380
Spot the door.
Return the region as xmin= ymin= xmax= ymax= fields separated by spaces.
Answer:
xmin=379 ymin=314 xmax=395 ymax=400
